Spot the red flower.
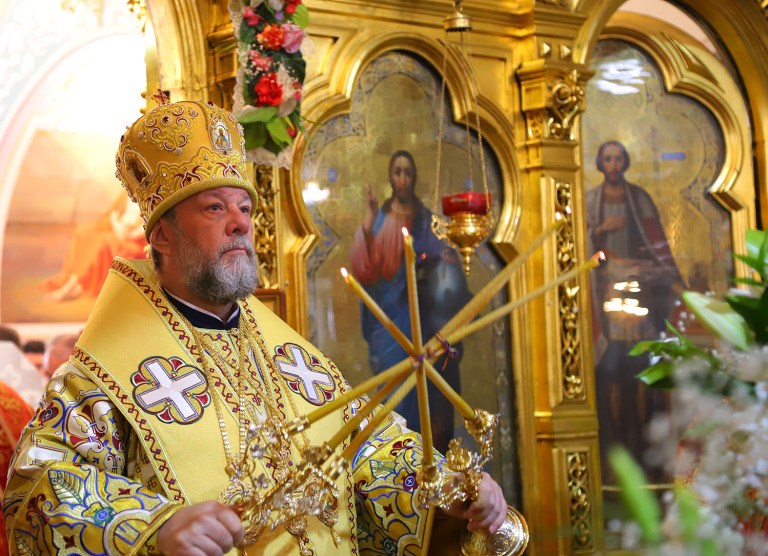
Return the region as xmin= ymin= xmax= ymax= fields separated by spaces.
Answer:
xmin=242 ymin=7 xmax=263 ymax=26
xmin=285 ymin=0 xmax=302 ymax=14
xmin=257 ymin=23 xmax=285 ymax=51
xmin=254 ymin=73 xmax=283 ymax=107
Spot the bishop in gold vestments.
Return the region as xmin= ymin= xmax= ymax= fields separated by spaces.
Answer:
xmin=3 ymin=98 xmax=507 ymax=555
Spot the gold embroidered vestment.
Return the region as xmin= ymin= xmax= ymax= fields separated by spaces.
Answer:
xmin=3 ymin=258 xmax=441 ymax=555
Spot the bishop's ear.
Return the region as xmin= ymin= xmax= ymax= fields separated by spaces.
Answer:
xmin=148 ymin=218 xmax=173 ymax=258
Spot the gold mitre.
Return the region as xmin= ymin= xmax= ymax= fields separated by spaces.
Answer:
xmin=115 ymin=94 xmax=257 ymax=238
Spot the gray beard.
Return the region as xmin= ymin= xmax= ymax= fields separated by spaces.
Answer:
xmin=176 ymin=236 xmax=260 ymax=305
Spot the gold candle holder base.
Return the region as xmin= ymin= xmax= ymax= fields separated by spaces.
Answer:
xmin=461 ymin=506 xmax=529 ymax=556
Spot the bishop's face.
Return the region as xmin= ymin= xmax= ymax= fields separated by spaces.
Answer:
xmin=389 ymin=155 xmax=416 ymax=205
xmin=169 ymin=187 xmax=259 ymax=305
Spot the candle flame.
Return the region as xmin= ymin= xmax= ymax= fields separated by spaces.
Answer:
xmin=401 ymin=227 xmax=410 ymax=238
xmin=340 ymin=267 xmax=349 ymax=278
xmin=591 ymin=251 xmax=606 ymax=264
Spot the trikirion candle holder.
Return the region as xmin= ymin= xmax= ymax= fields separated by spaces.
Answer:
xmin=225 ymin=202 xmax=605 ymax=555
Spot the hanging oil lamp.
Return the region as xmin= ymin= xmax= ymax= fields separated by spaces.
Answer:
xmin=430 ymin=0 xmax=494 ymax=276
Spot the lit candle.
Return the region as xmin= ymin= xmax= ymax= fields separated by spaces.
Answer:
xmin=341 ymin=268 xmax=415 ymax=355
xmin=446 ymin=258 xmax=599 ymax=346
xmin=425 ymin=214 xmax=566 ymax=355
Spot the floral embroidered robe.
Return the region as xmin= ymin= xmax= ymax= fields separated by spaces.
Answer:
xmin=3 ymin=258 xmax=453 ymax=555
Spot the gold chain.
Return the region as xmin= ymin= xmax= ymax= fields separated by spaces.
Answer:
xmin=182 ymin=316 xmax=256 ymax=486
xmin=432 ymin=19 xmax=493 ymax=226
xmin=164 ymin=294 xmax=325 ymax=554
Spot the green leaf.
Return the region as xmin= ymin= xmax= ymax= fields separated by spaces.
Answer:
xmin=682 ymin=291 xmax=752 ymax=350
xmin=673 ymin=486 xmax=718 ymax=555
xmin=745 ymin=229 xmax=766 ymax=258
xmin=636 ymin=361 xmax=676 ymax=389
xmin=733 ymin=253 xmax=764 ymax=280
xmin=238 ymin=22 xmax=257 ymax=47
xmin=266 ymin=117 xmax=292 ymax=146
xmin=756 ymin=288 xmax=768 ymax=343
xmin=292 ymin=4 xmax=310 ymax=28
xmin=733 ymin=276 xmax=764 ymax=287
xmin=725 ymin=292 xmax=761 ymax=331
xmin=628 ymin=339 xmax=660 ymax=356
xmin=289 ymin=109 xmax=304 ymax=131
xmin=608 ymin=446 xmax=661 ymax=545
xmin=243 ymin=123 xmax=267 ymax=151
xmin=238 ymin=106 xmax=278 ymax=124
xmin=744 ymin=229 xmax=768 ymax=282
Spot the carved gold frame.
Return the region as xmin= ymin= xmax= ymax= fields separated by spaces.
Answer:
xmin=288 ymin=30 xmax=522 ymax=333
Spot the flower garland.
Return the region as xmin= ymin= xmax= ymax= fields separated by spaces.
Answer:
xmin=229 ymin=0 xmax=309 ymax=168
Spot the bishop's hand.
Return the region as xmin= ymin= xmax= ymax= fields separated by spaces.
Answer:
xmin=443 ymin=472 xmax=508 ymax=534
xmin=157 ymin=501 xmax=244 ymax=555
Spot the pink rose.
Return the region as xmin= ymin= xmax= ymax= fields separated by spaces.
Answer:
xmin=282 ymin=22 xmax=304 ymax=54
xmin=242 ymin=6 xmax=262 ymax=26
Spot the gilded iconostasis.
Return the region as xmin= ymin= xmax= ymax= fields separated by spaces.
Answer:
xmin=1 ymin=0 xmax=767 ymax=554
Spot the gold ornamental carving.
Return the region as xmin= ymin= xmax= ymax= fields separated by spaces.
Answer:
xmin=518 ymin=65 xmax=588 ymax=145
xmin=555 ymin=181 xmax=584 ymax=401
xmin=535 ymin=0 xmax=570 ymax=8
xmin=567 ymin=451 xmax=594 ymax=552
xmin=252 ymin=165 xmax=278 ymax=288
xmin=525 ymin=109 xmax=546 ymax=142
xmin=547 ymin=70 xmax=585 ymax=141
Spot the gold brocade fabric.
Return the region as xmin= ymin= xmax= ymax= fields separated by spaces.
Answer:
xmin=3 ymin=258 xmax=438 ymax=555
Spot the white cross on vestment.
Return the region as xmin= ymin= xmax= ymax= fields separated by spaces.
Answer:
xmin=137 ymin=360 xmax=205 ymax=420
xmin=276 ymin=345 xmax=333 ymax=404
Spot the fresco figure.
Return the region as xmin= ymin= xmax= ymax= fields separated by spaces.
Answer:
xmin=586 ymin=140 xmax=685 ymax=483
xmin=349 ymin=150 xmax=472 ymax=453
xmin=41 ymin=196 xmax=147 ymax=302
